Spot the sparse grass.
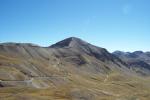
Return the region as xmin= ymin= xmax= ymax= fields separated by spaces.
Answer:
xmin=0 ymin=72 xmax=150 ymax=100
xmin=0 ymin=54 xmax=150 ymax=100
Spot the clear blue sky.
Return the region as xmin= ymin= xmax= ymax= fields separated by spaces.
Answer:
xmin=0 ymin=0 xmax=150 ymax=52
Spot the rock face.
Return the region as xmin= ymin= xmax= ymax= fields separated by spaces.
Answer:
xmin=1 ymin=37 xmax=150 ymax=100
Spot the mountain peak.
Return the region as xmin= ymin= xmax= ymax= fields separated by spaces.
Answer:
xmin=68 ymin=37 xmax=81 ymax=40
xmin=50 ymin=37 xmax=117 ymax=62
xmin=133 ymin=51 xmax=144 ymax=55
xmin=50 ymin=37 xmax=88 ymax=48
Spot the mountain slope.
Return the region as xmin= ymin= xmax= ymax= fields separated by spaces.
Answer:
xmin=0 ymin=38 xmax=128 ymax=87
xmin=113 ymin=51 xmax=150 ymax=76
xmin=0 ymin=37 xmax=150 ymax=100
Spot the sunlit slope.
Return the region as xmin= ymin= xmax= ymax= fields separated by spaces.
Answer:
xmin=0 ymin=37 xmax=150 ymax=100
xmin=0 ymin=73 xmax=150 ymax=100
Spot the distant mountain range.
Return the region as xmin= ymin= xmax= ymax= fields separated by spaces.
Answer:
xmin=113 ymin=50 xmax=150 ymax=76
xmin=0 ymin=37 xmax=150 ymax=100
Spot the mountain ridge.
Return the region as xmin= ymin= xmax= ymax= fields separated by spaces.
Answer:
xmin=0 ymin=37 xmax=150 ymax=100
xmin=113 ymin=50 xmax=150 ymax=76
